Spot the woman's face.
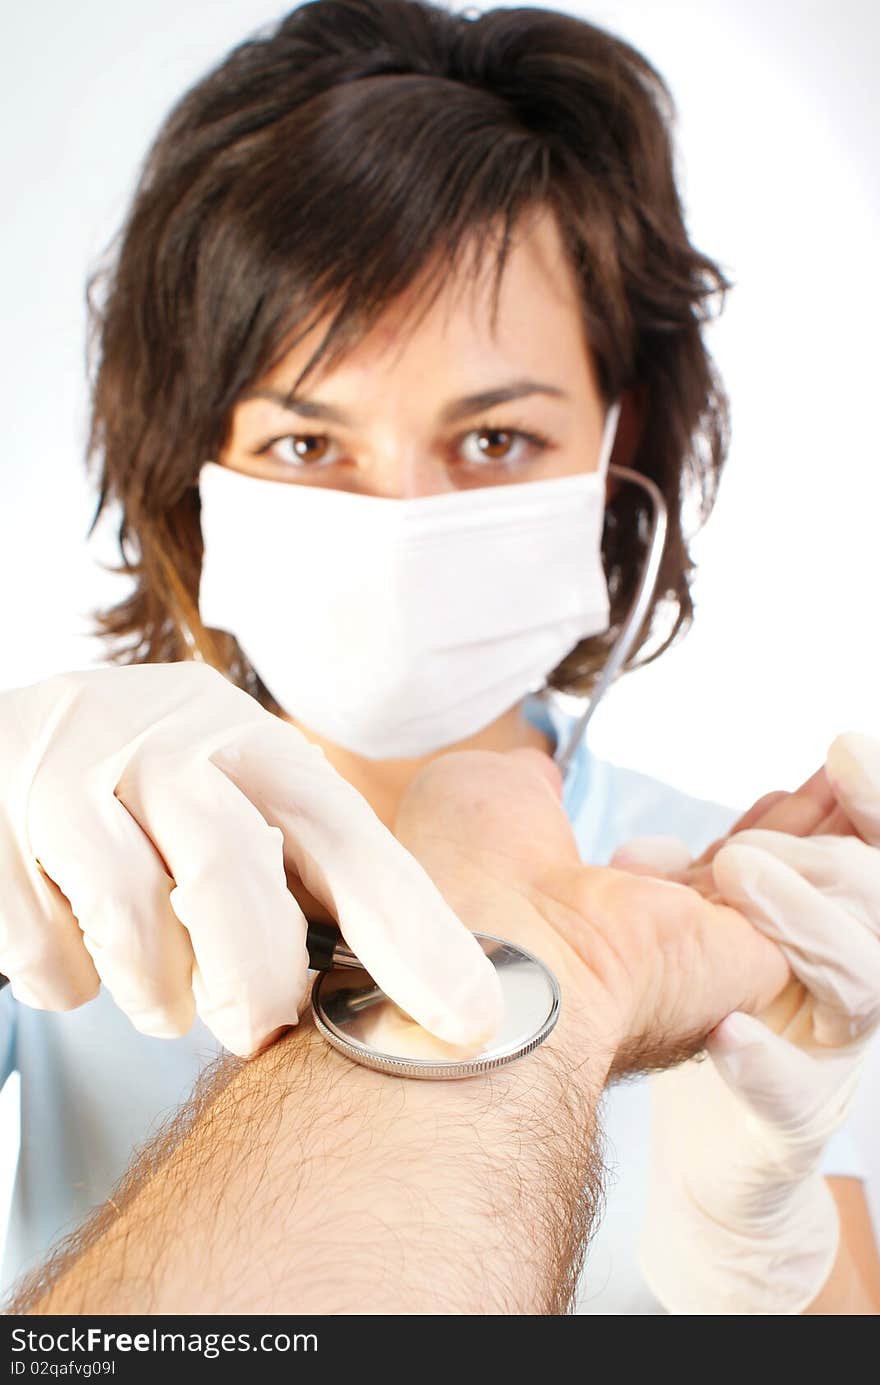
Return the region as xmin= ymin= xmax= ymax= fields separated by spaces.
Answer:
xmin=220 ymin=207 xmax=607 ymax=497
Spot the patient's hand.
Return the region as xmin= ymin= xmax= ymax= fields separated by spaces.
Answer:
xmin=612 ymin=763 xmax=856 ymax=898
xmin=608 ymin=747 xmax=878 ymax=1050
xmin=394 ymin=748 xmax=790 ymax=1074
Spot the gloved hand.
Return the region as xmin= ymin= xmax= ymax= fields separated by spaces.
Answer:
xmin=618 ymin=733 xmax=880 ymax=1314
xmin=0 ymin=663 xmax=501 ymax=1057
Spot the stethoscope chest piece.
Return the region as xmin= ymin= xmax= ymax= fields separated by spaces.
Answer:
xmin=310 ymin=932 xmax=560 ymax=1079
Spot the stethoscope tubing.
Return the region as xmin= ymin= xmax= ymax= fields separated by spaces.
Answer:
xmin=554 ymin=463 xmax=667 ymax=776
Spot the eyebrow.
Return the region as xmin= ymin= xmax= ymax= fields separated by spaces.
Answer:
xmin=240 ymin=379 xmax=569 ymax=427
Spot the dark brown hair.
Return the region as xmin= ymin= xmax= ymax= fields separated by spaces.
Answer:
xmin=86 ymin=0 xmax=733 ymax=712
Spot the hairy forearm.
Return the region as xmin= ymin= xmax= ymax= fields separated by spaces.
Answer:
xmin=5 ymin=1007 xmax=613 ymax=1316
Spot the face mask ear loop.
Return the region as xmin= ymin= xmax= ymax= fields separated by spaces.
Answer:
xmin=553 ymin=422 xmax=668 ymax=778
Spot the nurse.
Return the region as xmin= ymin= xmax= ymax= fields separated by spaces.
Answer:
xmin=0 ymin=0 xmax=878 ymax=1313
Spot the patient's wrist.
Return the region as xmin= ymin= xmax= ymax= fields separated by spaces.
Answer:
xmin=509 ymin=906 xmax=634 ymax=1079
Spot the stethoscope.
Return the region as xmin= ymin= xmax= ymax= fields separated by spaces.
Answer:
xmin=0 ymin=464 xmax=667 ymax=1079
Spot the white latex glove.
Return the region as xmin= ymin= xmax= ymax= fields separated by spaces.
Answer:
xmin=0 ymin=663 xmax=502 ymax=1056
xmin=621 ymin=733 xmax=880 ymax=1313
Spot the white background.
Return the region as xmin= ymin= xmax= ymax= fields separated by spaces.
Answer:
xmin=2 ymin=0 xmax=878 ymax=1257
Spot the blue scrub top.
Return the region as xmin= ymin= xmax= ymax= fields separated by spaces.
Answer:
xmin=0 ymin=691 xmax=867 ymax=1312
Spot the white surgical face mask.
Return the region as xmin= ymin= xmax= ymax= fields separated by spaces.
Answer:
xmin=198 ymin=400 xmax=621 ymax=759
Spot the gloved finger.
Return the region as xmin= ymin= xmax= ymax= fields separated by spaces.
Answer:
xmin=26 ymin=776 xmax=196 ymax=1038
xmin=213 ymin=729 xmax=504 ymax=1049
xmin=0 ymin=817 xmax=100 ymax=1009
xmin=707 ymin=1009 xmax=864 ymax=1132
xmin=116 ymin=754 xmax=311 ymax=1057
xmin=609 ymin=835 xmax=693 ymax=878
xmin=826 ymin=733 xmax=880 ymax=848
xmin=725 ymin=829 xmax=880 ymax=938
xmin=712 ymin=840 xmax=880 ymax=1042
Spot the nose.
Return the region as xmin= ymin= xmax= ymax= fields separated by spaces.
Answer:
xmin=399 ymin=465 xmax=458 ymax=498
xmin=371 ymin=452 xmax=457 ymax=499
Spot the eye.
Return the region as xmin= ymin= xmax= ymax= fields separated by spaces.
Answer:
xmin=257 ymin=433 xmax=340 ymax=468
xmin=253 ymin=423 xmax=552 ymax=472
xmin=457 ymin=425 xmax=550 ymax=469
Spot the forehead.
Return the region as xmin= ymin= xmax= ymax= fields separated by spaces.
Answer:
xmin=263 ymin=205 xmax=589 ymax=390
